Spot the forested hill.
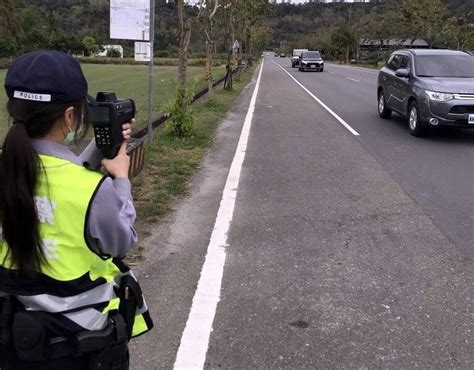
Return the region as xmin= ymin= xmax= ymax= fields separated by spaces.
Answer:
xmin=1 ymin=0 xmax=184 ymax=58
xmin=1 ymin=0 xmax=472 ymax=59
xmin=269 ymin=0 xmax=473 ymax=59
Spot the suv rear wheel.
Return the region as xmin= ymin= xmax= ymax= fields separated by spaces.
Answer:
xmin=408 ymin=101 xmax=426 ymax=137
xmin=378 ymin=90 xmax=392 ymax=119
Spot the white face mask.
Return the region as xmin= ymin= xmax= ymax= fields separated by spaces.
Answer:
xmin=64 ymin=111 xmax=85 ymax=144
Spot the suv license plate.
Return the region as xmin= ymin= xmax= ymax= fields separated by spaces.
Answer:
xmin=469 ymin=114 xmax=474 ymax=124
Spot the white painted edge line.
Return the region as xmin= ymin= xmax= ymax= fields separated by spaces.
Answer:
xmin=346 ymin=77 xmax=360 ymax=82
xmin=173 ymin=60 xmax=265 ymax=370
xmin=272 ymin=61 xmax=360 ymax=136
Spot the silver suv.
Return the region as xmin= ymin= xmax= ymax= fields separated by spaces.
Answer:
xmin=377 ymin=49 xmax=474 ymax=136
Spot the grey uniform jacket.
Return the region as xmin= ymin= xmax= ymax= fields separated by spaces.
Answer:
xmin=32 ymin=139 xmax=138 ymax=258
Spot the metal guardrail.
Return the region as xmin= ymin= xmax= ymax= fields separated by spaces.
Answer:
xmin=127 ymin=67 xmax=240 ymax=179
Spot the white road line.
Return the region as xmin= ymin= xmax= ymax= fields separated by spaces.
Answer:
xmin=346 ymin=77 xmax=360 ymax=82
xmin=272 ymin=61 xmax=360 ymax=136
xmin=174 ymin=60 xmax=265 ymax=370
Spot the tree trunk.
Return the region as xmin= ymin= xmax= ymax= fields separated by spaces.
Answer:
xmin=177 ymin=0 xmax=191 ymax=109
xmin=224 ymin=10 xmax=235 ymax=91
xmin=206 ymin=37 xmax=214 ymax=96
xmin=199 ymin=0 xmax=218 ymax=97
xmin=246 ymin=29 xmax=252 ymax=67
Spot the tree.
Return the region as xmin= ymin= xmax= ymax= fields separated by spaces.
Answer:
xmin=0 ymin=0 xmax=21 ymax=34
xmin=399 ymin=0 xmax=446 ymax=47
xmin=359 ymin=8 xmax=400 ymax=61
xmin=176 ymin=0 xmax=192 ymax=101
xmin=440 ymin=16 xmax=474 ymax=50
xmin=198 ymin=0 xmax=220 ymax=97
xmin=82 ymin=36 xmax=99 ymax=56
xmin=0 ymin=33 xmax=18 ymax=57
xmin=169 ymin=0 xmax=195 ymax=138
xmin=237 ymin=0 xmax=271 ymax=66
xmin=330 ymin=23 xmax=357 ymax=62
xmin=218 ymin=0 xmax=236 ymax=89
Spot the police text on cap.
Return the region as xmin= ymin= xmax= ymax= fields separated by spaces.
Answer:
xmin=14 ymin=90 xmax=52 ymax=102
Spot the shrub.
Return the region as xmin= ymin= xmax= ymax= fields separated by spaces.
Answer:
xmin=156 ymin=50 xmax=170 ymax=58
xmin=0 ymin=34 xmax=18 ymax=58
xmin=0 ymin=58 xmax=12 ymax=69
xmin=77 ymin=57 xmax=146 ymax=65
xmin=77 ymin=57 xmax=227 ymax=67
xmin=107 ymin=48 xmax=122 ymax=58
xmin=165 ymin=89 xmax=195 ymax=138
xmin=190 ymin=52 xmax=206 ymax=59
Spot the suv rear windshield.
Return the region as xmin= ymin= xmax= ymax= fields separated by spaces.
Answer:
xmin=302 ymin=52 xmax=321 ymax=59
xmin=415 ymin=55 xmax=474 ymax=78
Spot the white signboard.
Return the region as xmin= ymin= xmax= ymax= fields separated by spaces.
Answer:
xmin=110 ymin=0 xmax=150 ymax=41
xmin=135 ymin=42 xmax=151 ymax=62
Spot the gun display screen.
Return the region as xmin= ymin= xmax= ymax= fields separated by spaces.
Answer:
xmin=90 ymin=106 xmax=110 ymax=125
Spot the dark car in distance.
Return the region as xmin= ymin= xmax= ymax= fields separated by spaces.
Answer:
xmin=377 ymin=49 xmax=474 ymax=136
xmin=298 ymin=51 xmax=324 ymax=72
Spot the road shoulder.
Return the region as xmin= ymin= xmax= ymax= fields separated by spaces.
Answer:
xmin=129 ymin=66 xmax=261 ymax=369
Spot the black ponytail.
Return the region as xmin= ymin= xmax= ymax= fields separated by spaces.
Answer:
xmin=0 ymin=121 xmax=44 ymax=273
xmin=0 ymin=98 xmax=90 ymax=274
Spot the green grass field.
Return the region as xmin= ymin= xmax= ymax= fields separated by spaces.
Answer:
xmin=132 ymin=66 xmax=257 ymax=224
xmin=0 ymin=64 xmax=225 ymax=140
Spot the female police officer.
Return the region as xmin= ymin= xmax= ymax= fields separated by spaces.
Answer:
xmin=0 ymin=50 xmax=153 ymax=369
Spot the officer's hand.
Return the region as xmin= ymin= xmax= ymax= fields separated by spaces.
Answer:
xmin=101 ymin=142 xmax=130 ymax=179
xmin=122 ymin=119 xmax=134 ymax=140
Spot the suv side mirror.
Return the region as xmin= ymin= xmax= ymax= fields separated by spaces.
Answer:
xmin=395 ymin=68 xmax=409 ymax=78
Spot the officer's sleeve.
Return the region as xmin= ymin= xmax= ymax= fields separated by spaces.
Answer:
xmin=85 ymin=177 xmax=138 ymax=258
xmin=78 ymin=139 xmax=103 ymax=170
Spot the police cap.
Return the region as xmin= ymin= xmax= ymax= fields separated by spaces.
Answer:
xmin=4 ymin=50 xmax=88 ymax=104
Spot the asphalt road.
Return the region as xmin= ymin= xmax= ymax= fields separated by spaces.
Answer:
xmin=130 ymin=56 xmax=473 ymax=369
xmin=274 ymin=58 xmax=474 ymax=256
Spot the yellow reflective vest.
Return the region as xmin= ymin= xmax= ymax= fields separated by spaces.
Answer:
xmin=0 ymin=155 xmax=153 ymax=337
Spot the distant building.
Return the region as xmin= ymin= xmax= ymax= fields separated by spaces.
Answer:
xmin=269 ymin=0 xmax=377 ymax=4
xmin=97 ymin=45 xmax=124 ymax=58
xmin=358 ymin=38 xmax=430 ymax=60
xmin=307 ymin=0 xmax=374 ymax=3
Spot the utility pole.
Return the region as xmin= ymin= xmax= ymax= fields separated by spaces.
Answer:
xmin=147 ymin=0 xmax=155 ymax=142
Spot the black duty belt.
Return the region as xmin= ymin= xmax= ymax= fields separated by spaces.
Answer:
xmin=12 ymin=311 xmax=127 ymax=362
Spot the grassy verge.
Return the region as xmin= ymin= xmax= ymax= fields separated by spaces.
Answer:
xmin=132 ymin=66 xmax=257 ymax=225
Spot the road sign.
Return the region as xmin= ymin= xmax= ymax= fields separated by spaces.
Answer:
xmin=110 ymin=0 xmax=150 ymax=41
xmin=232 ymin=40 xmax=240 ymax=53
xmin=135 ymin=42 xmax=151 ymax=62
